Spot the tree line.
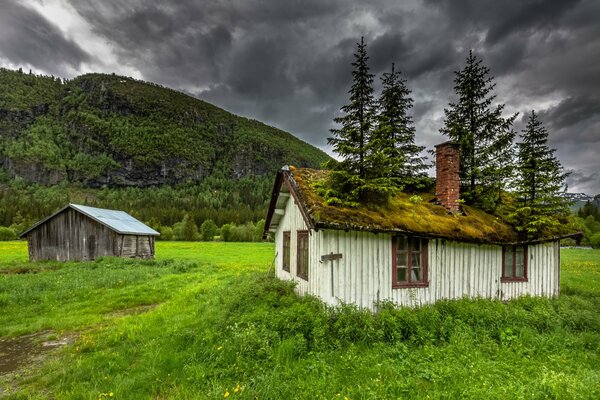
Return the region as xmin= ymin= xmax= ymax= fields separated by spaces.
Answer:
xmin=326 ymin=38 xmax=572 ymax=239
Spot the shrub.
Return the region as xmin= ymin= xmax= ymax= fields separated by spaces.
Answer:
xmin=173 ymin=214 xmax=199 ymax=241
xmin=590 ymin=232 xmax=600 ymax=249
xmin=200 ymin=219 xmax=218 ymax=241
xmin=0 ymin=226 xmax=17 ymax=241
xmin=220 ymin=224 xmax=232 ymax=242
xmin=157 ymin=226 xmax=173 ymax=241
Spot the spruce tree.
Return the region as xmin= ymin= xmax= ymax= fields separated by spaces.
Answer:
xmin=440 ymin=51 xmax=517 ymax=210
xmin=326 ymin=37 xmax=395 ymax=205
xmin=370 ymin=63 xmax=428 ymax=190
xmin=510 ymin=110 xmax=570 ymax=236
xmin=328 ymin=36 xmax=375 ymax=180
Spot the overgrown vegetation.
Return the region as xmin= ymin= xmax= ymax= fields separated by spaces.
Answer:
xmin=441 ymin=51 xmax=517 ymax=211
xmin=322 ymin=45 xmax=575 ymax=241
xmin=0 ymin=243 xmax=599 ymax=398
xmin=325 ymin=38 xmax=429 ymax=207
xmin=509 ymin=111 xmax=571 ymax=237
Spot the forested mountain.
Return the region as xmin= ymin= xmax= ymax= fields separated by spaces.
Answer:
xmin=0 ymin=68 xmax=328 ymax=186
xmin=0 ymin=68 xmax=329 ymax=231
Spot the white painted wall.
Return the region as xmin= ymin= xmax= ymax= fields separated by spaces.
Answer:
xmin=274 ymin=201 xmax=560 ymax=310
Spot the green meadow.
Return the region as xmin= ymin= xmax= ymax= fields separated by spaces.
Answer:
xmin=0 ymin=241 xmax=599 ymax=399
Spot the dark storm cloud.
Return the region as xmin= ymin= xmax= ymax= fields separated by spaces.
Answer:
xmin=568 ymin=170 xmax=599 ymax=193
xmin=2 ymin=0 xmax=597 ymax=192
xmin=538 ymin=96 xmax=600 ymax=134
xmin=0 ymin=0 xmax=89 ymax=74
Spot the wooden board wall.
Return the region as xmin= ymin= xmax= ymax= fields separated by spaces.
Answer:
xmin=273 ymin=199 xmax=560 ymax=310
xmin=26 ymin=208 xmax=155 ymax=261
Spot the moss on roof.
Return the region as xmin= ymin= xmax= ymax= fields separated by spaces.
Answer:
xmin=288 ymin=167 xmax=577 ymax=244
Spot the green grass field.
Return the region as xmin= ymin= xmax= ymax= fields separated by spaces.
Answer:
xmin=0 ymin=241 xmax=599 ymax=399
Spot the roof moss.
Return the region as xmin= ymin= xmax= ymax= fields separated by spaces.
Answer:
xmin=287 ymin=167 xmax=576 ymax=244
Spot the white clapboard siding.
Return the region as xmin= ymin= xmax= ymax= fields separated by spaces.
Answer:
xmin=274 ymin=200 xmax=560 ymax=310
xmin=274 ymin=196 xmax=312 ymax=296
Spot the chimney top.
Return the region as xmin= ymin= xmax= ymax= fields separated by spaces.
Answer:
xmin=435 ymin=142 xmax=461 ymax=213
xmin=434 ymin=141 xmax=460 ymax=148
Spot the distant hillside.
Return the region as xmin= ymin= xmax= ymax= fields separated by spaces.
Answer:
xmin=0 ymin=68 xmax=329 ymax=230
xmin=568 ymin=194 xmax=600 ymax=213
xmin=0 ymin=68 xmax=329 ymax=187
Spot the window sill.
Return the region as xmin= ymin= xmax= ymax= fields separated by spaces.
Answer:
xmin=392 ymin=282 xmax=429 ymax=289
xmin=501 ymin=277 xmax=528 ymax=283
xmin=297 ymin=273 xmax=308 ymax=281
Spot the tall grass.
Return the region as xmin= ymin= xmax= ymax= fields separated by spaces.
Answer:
xmin=1 ymin=244 xmax=599 ymax=398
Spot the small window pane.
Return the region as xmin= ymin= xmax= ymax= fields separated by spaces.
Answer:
xmin=412 ymin=252 xmax=421 ymax=268
xmin=515 ymin=262 xmax=524 ymax=278
xmin=397 ymin=252 xmax=407 ymax=267
xmin=397 ymin=236 xmax=408 ymax=251
xmin=412 ymin=265 xmax=422 ymax=282
xmin=297 ymin=232 xmax=309 ymax=280
xmin=397 ymin=267 xmax=407 ymax=282
xmin=504 ymin=250 xmax=514 ymax=277
xmin=413 ymin=238 xmax=421 ymax=251
xmin=282 ymin=232 xmax=290 ymax=272
xmin=515 ymin=247 xmax=525 ymax=278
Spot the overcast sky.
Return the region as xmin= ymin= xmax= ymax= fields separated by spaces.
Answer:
xmin=1 ymin=0 xmax=599 ymax=194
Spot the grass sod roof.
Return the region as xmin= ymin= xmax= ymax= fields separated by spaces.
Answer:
xmin=281 ymin=167 xmax=579 ymax=245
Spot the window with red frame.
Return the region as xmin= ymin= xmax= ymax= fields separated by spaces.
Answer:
xmin=297 ymin=230 xmax=309 ymax=280
xmin=502 ymin=245 xmax=528 ymax=282
xmin=392 ymin=236 xmax=428 ymax=288
xmin=282 ymin=231 xmax=290 ymax=272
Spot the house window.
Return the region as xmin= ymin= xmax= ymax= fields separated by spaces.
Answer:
xmin=392 ymin=236 xmax=428 ymax=288
xmin=297 ymin=230 xmax=309 ymax=280
xmin=502 ymin=246 xmax=528 ymax=282
xmin=282 ymin=231 xmax=291 ymax=272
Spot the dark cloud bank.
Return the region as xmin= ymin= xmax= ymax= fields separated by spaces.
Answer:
xmin=2 ymin=0 xmax=599 ymax=193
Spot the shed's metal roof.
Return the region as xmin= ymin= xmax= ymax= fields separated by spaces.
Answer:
xmin=70 ymin=204 xmax=159 ymax=235
xmin=19 ymin=204 xmax=159 ymax=237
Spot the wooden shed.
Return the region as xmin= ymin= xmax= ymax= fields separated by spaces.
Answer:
xmin=19 ymin=204 xmax=159 ymax=261
xmin=263 ymin=143 xmax=580 ymax=310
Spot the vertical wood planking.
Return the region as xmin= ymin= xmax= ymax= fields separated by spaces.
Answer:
xmin=271 ymin=197 xmax=562 ymax=310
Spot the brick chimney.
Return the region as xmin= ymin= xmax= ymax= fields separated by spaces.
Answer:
xmin=435 ymin=141 xmax=461 ymax=213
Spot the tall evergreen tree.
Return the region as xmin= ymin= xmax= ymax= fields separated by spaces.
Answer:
xmin=370 ymin=63 xmax=428 ymax=190
xmin=325 ymin=37 xmax=397 ymax=205
xmin=328 ymin=36 xmax=375 ymax=180
xmin=440 ymin=51 xmax=517 ymax=210
xmin=510 ymin=110 xmax=570 ymax=235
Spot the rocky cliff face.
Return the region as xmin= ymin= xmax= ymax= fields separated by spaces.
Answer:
xmin=0 ymin=69 xmax=329 ymax=188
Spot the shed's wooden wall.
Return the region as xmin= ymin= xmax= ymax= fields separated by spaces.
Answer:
xmin=27 ymin=208 xmax=118 ymax=261
xmin=117 ymin=235 xmax=154 ymax=258
xmin=273 ymin=200 xmax=560 ymax=310
xmin=26 ymin=208 xmax=155 ymax=261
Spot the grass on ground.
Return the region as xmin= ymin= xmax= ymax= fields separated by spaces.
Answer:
xmin=0 ymin=241 xmax=599 ymax=399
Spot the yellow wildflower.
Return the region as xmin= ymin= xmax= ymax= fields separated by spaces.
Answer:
xmin=234 ymin=385 xmax=240 ymax=393
xmin=217 ymin=346 xmax=223 ymax=351
xmin=224 ymin=390 xmax=230 ymax=398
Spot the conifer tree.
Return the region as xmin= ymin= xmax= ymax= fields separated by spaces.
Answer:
xmin=326 ymin=37 xmax=396 ymax=205
xmin=440 ymin=51 xmax=517 ymax=210
xmin=510 ymin=110 xmax=570 ymax=235
xmin=370 ymin=63 xmax=428 ymax=190
xmin=328 ymin=37 xmax=375 ymax=180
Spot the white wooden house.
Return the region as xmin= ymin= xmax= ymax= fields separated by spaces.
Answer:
xmin=263 ymin=142 xmax=579 ymax=310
